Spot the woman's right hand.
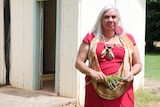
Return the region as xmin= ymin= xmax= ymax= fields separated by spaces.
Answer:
xmin=90 ymin=70 xmax=106 ymax=82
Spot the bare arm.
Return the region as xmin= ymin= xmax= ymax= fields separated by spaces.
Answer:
xmin=75 ymin=42 xmax=106 ymax=82
xmin=75 ymin=42 xmax=92 ymax=75
xmin=126 ymin=45 xmax=142 ymax=81
xmin=131 ymin=45 xmax=142 ymax=75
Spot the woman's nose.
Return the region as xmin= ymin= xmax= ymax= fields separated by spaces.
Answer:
xmin=108 ymin=17 xmax=113 ymax=22
xmin=108 ymin=17 xmax=113 ymax=23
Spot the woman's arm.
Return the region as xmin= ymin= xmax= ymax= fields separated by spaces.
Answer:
xmin=126 ymin=45 xmax=142 ymax=81
xmin=131 ymin=45 xmax=142 ymax=75
xmin=75 ymin=42 xmax=92 ymax=75
xmin=75 ymin=42 xmax=106 ymax=82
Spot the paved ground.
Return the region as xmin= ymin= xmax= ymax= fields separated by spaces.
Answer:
xmin=0 ymin=86 xmax=81 ymax=107
xmin=1 ymin=80 xmax=160 ymax=107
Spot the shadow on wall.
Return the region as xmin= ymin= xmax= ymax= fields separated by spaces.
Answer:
xmin=4 ymin=0 xmax=10 ymax=85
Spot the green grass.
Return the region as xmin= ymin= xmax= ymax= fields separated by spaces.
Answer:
xmin=135 ymin=53 xmax=160 ymax=107
xmin=135 ymin=54 xmax=160 ymax=107
xmin=135 ymin=87 xmax=160 ymax=107
xmin=135 ymin=88 xmax=160 ymax=102
xmin=145 ymin=53 xmax=160 ymax=81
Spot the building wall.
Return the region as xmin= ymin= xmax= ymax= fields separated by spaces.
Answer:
xmin=10 ymin=0 xmax=34 ymax=89
xmin=58 ymin=0 xmax=79 ymax=98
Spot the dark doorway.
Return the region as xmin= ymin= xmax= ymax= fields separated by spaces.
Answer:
xmin=41 ymin=0 xmax=56 ymax=93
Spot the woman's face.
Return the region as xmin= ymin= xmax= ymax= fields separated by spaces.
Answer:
xmin=102 ymin=8 xmax=119 ymax=32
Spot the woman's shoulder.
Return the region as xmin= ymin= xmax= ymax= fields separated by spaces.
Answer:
xmin=83 ymin=32 xmax=95 ymax=44
xmin=125 ymin=33 xmax=136 ymax=45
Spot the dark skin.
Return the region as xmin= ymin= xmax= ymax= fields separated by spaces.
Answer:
xmin=75 ymin=41 xmax=106 ymax=82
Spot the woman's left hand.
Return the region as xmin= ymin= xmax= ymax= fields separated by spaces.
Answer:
xmin=124 ymin=72 xmax=134 ymax=82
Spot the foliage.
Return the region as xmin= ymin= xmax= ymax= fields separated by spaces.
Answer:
xmin=146 ymin=0 xmax=160 ymax=40
xmin=145 ymin=0 xmax=160 ymax=53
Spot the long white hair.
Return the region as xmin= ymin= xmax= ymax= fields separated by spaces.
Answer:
xmin=91 ymin=5 xmax=123 ymax=38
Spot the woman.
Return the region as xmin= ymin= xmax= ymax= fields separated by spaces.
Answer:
xmin=75 ymin=5 xmax=142 ymax=107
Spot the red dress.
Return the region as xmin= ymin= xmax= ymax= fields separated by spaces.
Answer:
xmin=83 ymin=33 xmax=136 ymax=107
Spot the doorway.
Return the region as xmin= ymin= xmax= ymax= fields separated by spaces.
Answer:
xmin=40 ymin=0 xmax=56 ymax=93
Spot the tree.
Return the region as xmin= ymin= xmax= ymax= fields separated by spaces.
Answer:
xmin=145 ymin=0 xmax=160 ymax=53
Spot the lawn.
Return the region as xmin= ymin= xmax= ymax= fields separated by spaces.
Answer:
xmin=135 ymin=87 xmax=160 ymax=107
xmin=145 ymin=53 xmax=160 ymax=81
xmin=135 ymin=53 xmax=160 ymax=107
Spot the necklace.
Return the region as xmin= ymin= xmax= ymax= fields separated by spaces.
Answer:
xmin=100 ymin=35 xmax=116 ymax=60
xmin=101 ymin=43 xmax=114 ymax=60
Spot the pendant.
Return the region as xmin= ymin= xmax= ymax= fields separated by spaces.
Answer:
xmin=101 ymin=45 xmax=114 ymax=60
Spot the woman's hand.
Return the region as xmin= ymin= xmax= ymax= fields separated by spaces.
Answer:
xmin=90 ymin=70 xmax=106 ymax=82
xmin=124 ymin=71 xmax=134 ymax=82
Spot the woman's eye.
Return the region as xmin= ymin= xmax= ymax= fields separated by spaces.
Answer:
xmin=103 ymin=16 xmax=109 ymax=19
xmin=103 ymin=15 xmax=117 ymax=19
xmin=112 ymin=15 xmax=117 ymax=19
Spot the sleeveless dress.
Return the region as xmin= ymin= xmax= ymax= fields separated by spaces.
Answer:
xmin=83 ymin=33 xmax=136 ymax=107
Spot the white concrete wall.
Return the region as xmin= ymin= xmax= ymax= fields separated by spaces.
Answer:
xmin=58 ymin=0 xmax=79 ymax=98
xmin=10 ymin=0 xmax=34 ymax=89
xmin=0 ymin=0 xmax=6 ymax=84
